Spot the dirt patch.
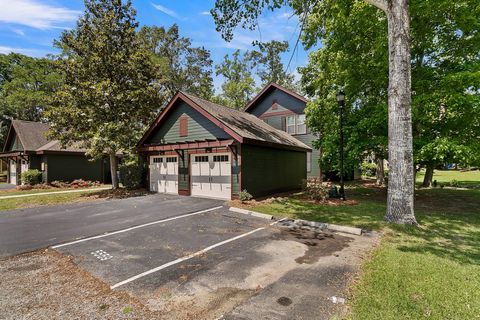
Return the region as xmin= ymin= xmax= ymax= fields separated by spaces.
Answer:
xmin=0 ymin=250 xmax=161 ymax=319
xmin=148 ymin=287 xmax=257 ymax=320
xmin=84 ymin=188 xmax=150 ymax=200
xmin=273 ymin=226 xmax=353 ymax=264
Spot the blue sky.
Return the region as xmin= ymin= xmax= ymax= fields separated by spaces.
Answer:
xmin=0 ymin=0 xmax=312 ymax=91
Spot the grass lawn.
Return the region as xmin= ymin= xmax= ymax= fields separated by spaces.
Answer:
xmin=416 ymin=169 xmax=480 ymax=189
xmin=250 ymin=173 xmax=480 ymax=319
xmin=0 ymin=192 xmax=94 ymax=211
xmin=0 ymin=185 xmax=110 ymax=196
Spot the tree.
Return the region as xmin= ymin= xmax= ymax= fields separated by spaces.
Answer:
xmin=0 ymin=53 xmax=62 ymax=146
xmin=138 ymin=24 xmax=214 ymax=99
xmin=301 ymin=0 xmax=480 ymax=189
xmin=248 ymin=40 xmax=296 ymax=88
xmin=211 ymin=0 xmax=417 ymax=224
xmin=45 ymin=0 xmax=161 ymax=189
xmin=215 ymin=49 xmax=256 ymax=109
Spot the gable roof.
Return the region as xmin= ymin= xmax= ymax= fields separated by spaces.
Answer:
xmin=2 ymin=120 xmax=86 ymax=154
xmin=138 ymin=92 xmax=311 ymax=152
xmin=243 ymin=82 xmax=308 ymax=113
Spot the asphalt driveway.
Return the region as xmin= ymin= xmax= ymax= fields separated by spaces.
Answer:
xmin=0 ymin=194 xmax=223 ymax=258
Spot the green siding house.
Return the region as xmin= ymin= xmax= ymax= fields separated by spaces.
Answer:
xmin=137 ymin=92 xmax=310 ymax=200
xmin=244 ymin=83 xmax=321 ymax=179
xmin=0 ymin=120 xmax=112 ymax=185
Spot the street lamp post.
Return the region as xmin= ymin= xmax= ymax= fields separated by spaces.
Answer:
xmin=336 ymin=90 xmax=346 ymax=200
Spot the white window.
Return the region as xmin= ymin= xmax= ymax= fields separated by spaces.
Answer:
xmin=297 ymin=114 xmax=306 ymax=134
xmin=286 ymin=114 xmax=307 ymax=135
xmin=307 ymin=152 xmax=312 ymax=172
xmin=287 ymin=116 xmax=296 ymax=134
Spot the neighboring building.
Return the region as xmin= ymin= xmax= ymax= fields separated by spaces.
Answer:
xmin=137 ymin=92 xmax=311 ymax=200
xmin=0 ymin=120 xmax=113 ymax=185
xmin=244 ymin=83 xmax=321 ymax=179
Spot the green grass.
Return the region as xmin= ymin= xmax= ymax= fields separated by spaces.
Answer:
xmin=0 ymin=192 xmax=92 ymax=211
xmin=251 ymin=183 xmax=480 ymax=319
xmin=0 ymin=185 xmax=109 ymax=196
xmin=416 ymin=169 xmax=480 ymax=189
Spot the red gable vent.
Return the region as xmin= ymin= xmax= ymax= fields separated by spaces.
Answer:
xmin=179 ymin=116 xmax=188 ymax=137
xmin=272 ymin=99 xmax=278 ymax=110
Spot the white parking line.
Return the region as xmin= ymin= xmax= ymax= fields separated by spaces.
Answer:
xmin=110 ymin=218 xmax=284 ymax=289
xmin=51 ymin=206 xmax=223 ymax=249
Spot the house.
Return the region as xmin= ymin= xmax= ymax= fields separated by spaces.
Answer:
xmin=244 ymin=83 xmax=321 ymax=179
xmin=137 ymin=92 xmax=311 ymax=200
xmin=0 ymin=120 xmax=113 ymax=185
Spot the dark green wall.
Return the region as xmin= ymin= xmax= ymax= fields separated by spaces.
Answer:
xmin=179 ymin=151 xmax=189 ymax=190
xmin=145 ymin=101 xmax=230 ymax=145
xmin=29 ymin=155 xmax=42 ymax=170
xmin=7 ymin=132 xmax=23 ymax=151
xmin=241 ymin=144 xmax=306 ymax=197
xmin=44 ymin=154 xmax=104 ymax=183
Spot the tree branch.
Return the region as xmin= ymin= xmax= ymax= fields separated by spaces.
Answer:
xmin=363 ymin=0 xmax=387 ymax=12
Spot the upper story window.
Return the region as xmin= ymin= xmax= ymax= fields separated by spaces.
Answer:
xmin=286 ymin=114 xmax=307 ymax=135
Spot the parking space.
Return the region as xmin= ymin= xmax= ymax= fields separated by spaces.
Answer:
xmin=54 ymin=208 xmax=271 ymax=286
xmin=51 ymin=204 xmax=377 ymax=320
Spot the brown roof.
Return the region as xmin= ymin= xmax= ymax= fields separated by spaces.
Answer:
xmin=5 ymin=120 xmax=86 ymax=154
xmin=180 ymin=92 xmax=311 ymax=151
xmin=11 ymin=120 xmax=50 ymax=151
xmin=244 ymin=82 xmax=308 ymax=113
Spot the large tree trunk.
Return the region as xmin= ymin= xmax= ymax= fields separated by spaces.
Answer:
xmin=422 ymin=164 xmax=434 ymax=188
xmin=109 ymin=153 xmax=119 ymax=189
xmin=384 ymin=0 xmax=417 ymax=224
xmin=375 ymin=156 xmax=385 ymax=186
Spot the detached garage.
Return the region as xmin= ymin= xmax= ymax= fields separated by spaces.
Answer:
xmin=137 ymin=92 xmax=311 ymax=200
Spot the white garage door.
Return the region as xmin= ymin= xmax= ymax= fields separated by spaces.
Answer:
xmin=149 ymin=156 xmax=178 ymax=194
xmin=191 ymin=153 xmax=231 ymax=200
xmin=9 ymin=160 xmax=17 ymax=185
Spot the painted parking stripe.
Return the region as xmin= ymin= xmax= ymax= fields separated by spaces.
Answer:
xmin=110 ymin=219 xmax=285 ymax=289
xmin=51 ymin=206 xmax=223 ymax=249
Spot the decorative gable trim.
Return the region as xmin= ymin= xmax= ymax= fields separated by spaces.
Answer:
xmin=137 ymin=92 xmax=244 ymax=147
xmin=244 ymin=82 xmax=308 ymax=113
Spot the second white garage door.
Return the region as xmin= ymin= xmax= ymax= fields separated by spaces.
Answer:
xmin=191 ymin=153 xmax=231 ymax=200
xmin=149 ymin=156 xmax=178 ymax=194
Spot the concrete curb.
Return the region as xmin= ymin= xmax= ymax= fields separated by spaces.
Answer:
xmin=229 ymin=207 xmax=273 ymax=220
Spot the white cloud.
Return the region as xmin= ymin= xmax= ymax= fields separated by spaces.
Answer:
xmin=200 ymin=11 xmax=211 ymax=16
xmin=12 ymin=28 xmax=25 ymax=36
xmin=0 ymin=45 xmax=49 ymax=56
xmin=152 ymin=3 xmax=178 ymax=18
xmin=0 ymin=0 xmax=80 ymax=30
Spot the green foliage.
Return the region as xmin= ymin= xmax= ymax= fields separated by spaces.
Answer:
xmin=215 ymin=50 xmax=256 ymax=109
xmin=119 ymin=160 xmax=144 ymax=189
xmin=0 ymin=53 xmax=62 ymax=146
xmin=138 ymin=24 xmax=214 ymax=99
xmin=300 ymin=0 xmax=480 ymax=173
xmin=21 ymin=169 xmax=42 ymax=185
xmin=302 ymin=179 xmax=328 ymax=201
xmin=46 ymin=0 xmax=162 ymax=161
xmin=360 ymin=162 xmax=377 ymax=177
xmin=248 ymin=40 xmax=296 ymax=88
xmin=239 ymin=189 xmax=253 ymax=202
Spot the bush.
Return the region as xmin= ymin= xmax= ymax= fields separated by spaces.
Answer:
xmin=361 ymin=162 xmax=377 ymax=177
xmin=302 ymin=179 xmax=328 ymax=201
xmin=21 ymin=169 xmax=42 ymax=185
xmin=119 ymin=160 xmax=144 ymax=189
xmin=240 ymin=189 xmax=253 ymax=202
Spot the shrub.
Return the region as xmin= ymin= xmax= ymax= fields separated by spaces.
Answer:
xmin=240 ymin=189 xmax=253 ymax=202
xmin=21 ymin=169 xmax=42 ymax=185
xmin=302 ymin=179 xmax=328 ymax=201
xmin=119 ymin=160 xmax=144 ymax=189
xmin=360 ymin=162 xmax=377 ymax=177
